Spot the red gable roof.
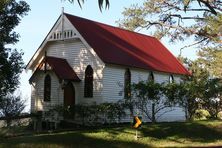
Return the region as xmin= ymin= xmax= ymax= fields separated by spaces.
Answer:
xmin=29 ymin=56 xmax=81 ymax=82
xmin=65 ymin=13 xmax=190 ymax=75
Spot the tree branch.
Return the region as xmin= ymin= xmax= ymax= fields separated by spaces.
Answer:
xmin=185 ymin=8 xmax=212 ymax=12
xmin=163 ymin=14 xmax=204 ymax=22
xmin=197 ymin=0 xmax=218 ymax=15
xmin=156 ymin=108 xmax=175 ymax=120
xmin=179 ymin=38 xmax=208 ymax=56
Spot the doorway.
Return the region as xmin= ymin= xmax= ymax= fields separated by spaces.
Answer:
xmin=64 ymin=82 xmax=75 ymax=107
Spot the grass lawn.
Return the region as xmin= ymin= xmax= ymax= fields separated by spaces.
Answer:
xmin=1 ymin=120 xmax=222 ymax=147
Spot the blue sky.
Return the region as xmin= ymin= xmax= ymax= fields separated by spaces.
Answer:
xmin=14 ymin=0 xmax=197 ymax=111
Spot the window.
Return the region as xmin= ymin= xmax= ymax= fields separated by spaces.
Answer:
xmin=84 ymin=65 xmax=93 ymax=97
xmin=124 ymin=68 xmax=131 ymax=98
xmin=169 ymin=75 xmax=174 ymax=83
xmin=148 ymin=72 xmax=154 ymax=82
xmin=44 ymin=74 xmax=51 ymax=102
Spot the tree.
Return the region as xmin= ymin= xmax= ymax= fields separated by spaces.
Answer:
xmin=65 ymin=0 xmax=109 ymax=11
xmin=132 ymin=81 xmax=176 ymax=123
xmin=0 ymin=94 xmax=26 ymax=127
xmin=197 ymin=47 xmax=222 ymax=78
xmin=117 ymin=0 xmax=221 ymax=50
xmin=0 ymin=0 xmax=29 ymax=116
xmin=184 ymin=59 xmax=209 ymax=119
xmin=202 ymin=78 xmax=222 ymax=118
xmin=0 ymin=0 xmax=29 ymax=123
xmin=176 ymin=58 xmax=222 ymax=120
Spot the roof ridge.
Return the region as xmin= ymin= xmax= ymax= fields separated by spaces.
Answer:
xmin=64 ymin=13 xmax=155 ymax=40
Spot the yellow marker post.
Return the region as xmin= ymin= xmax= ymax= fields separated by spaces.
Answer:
xmin=133 ymin=116 xmax=142 ymax=128
xmin=133 ymin=116 xmax=142 ymax=140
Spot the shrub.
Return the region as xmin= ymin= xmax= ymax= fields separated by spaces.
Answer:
xmin=217 ymin=111 xmax=222 ymax=119
xmin=98 ymin=101 xmax=126 ymax=124
xmin=193 ymin=109 xmax=211 ymax=120
xmin=44 ymin=101 xmax=126 ymax=126
xmin=0 ymin=94 xmax=26 ymax=127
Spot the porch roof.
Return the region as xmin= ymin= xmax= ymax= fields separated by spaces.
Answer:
xmin=29 ymin=56 xmax=81 ymax=82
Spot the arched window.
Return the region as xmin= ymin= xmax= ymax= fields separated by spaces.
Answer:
xmin=148 ymin=72 xmax=154 ymax=82
xmin=84 ymin=65 xmax=93 ymax=98
xmin=169 ymin=75 xmax=174 ymax=83
xmin=124 ymin=68 xmax=131 ymax=98
xmin=44 ymin=74 xmax=51 ymax=102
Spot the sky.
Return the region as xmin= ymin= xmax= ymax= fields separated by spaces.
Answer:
xmin=14 ymin=0 xmax=197 ymax=111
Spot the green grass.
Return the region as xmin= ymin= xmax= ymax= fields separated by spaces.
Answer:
xmin=1 ymin=120 xmax=222 ymax=147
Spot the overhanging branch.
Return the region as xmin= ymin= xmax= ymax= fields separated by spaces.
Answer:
xmin=179 ymin=38 xmax=208 ymax=56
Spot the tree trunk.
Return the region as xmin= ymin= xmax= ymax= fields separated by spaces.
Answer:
xmin=129 ymin=105 xmax=134 ymax=117
xmin=215 ymin=102 xmax=218 ymax=119
xmin=184 ymin=106 xmax=189 ymax=121
xmin=6 ymin=119 xmax=11 ymax=127
xmin=152 ymin=103 xmax=156 ymax=123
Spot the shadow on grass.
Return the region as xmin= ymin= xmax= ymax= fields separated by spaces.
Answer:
xmin=2 ymin=121 xmax=222 ymax=147
xmin=1 ymin=130 xmax=149 ymax=148
xmin=140 ymin=121 xmax=222 ymax=143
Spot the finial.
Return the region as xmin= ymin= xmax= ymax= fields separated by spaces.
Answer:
xmin=61 ymin=7 xmax=64 ymax=15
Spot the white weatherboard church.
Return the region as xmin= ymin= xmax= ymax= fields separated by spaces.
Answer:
xmin=26 ymin=12 xmax=190 ymax=122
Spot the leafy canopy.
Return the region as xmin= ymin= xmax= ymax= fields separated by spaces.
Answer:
xmin=197 ymin=47 xmax=222 ymax=78
xmin=118 ymin=0 xmax=222 ymax=48
xmin=0 ymin=0 xmax=29 ymax=96
xmin=64 ymin=0 xmax=109 ymax=11
xmin=0 ymin=0 xmax=29 ymax=116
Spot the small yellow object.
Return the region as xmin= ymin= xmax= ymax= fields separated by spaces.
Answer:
xmin=133 ymin=116 xmax=142 ymax=128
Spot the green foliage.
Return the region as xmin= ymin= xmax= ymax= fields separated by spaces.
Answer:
xmin=217 ymin=111 xmax=222 ymax=119
xmin=178 ymin=59 xmax=210 ymax=120
xmin=132 ymin=80 xmax=177 ymax=123
xmin=197 ymin=47 xmax=222 ymax=78
xmin=98 ymin=101 xmax=126 ymax=123
xmin=132 ymin=80 xmax=163 ymax=102
xmin=193 ymin=109 xmax=211 ymax=120
xmin=0 ymin=0 xmax=29 ymax=114
xmin=0 ymin=94 xmax=26 ymax=127
xmin=118 ymin=0 xmax=221 ymax=47
xmin=176 ymin=58 xmax=222 ymax=120
xmin=202 ymin=78 xmax=222 ymax=118
xmin=0 ymin=0 xmax=29 ymax=44
xmin=74 ymin=104 xmax=97 ymax=125
xmin=123 ymin=96 xmax=135 ymax=117
xmin=131 ymin=77 xmax=202 ymax=122
xmin=164 ymin=82 xmax=182 ymax=103
xmin=64 ymin=0 xmax=109 ymax=11
xmin=46 ymin=101 xmax=126 ymax=126
xmin=199 ymin=14 xmax=222 ymax=43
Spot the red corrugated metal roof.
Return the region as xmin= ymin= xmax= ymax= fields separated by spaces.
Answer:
xmin=30 ymin=56 xmax=81 ymax=82
xmin=46 ymin=56 xmax=80 ymax=81
xmin=65 ymin=13 xmax=190 ymax=75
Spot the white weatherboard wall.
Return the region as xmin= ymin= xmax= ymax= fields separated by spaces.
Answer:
xmin=30 ymin=71 xmax=62 ymax=112
xmin=103 ymin=64 xmax=185 ymax=122
xmin=30 ymin=39 xmax=105 ymax=112
xmin=30 ymin=15 xmax=105 ymax=112
xmin=46 ymin=40 xmax=105 ymax=105
xmin=46 ymin=15 xmax=105 ymax=105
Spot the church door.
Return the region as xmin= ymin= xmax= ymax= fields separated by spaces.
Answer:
xmin=64 ymin=82 xmax=75 ymax=107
